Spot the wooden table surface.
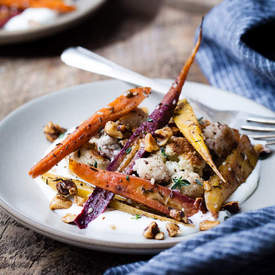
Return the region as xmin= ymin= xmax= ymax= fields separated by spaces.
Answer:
xmin=0 ymin=0 xmax=221 ymax=274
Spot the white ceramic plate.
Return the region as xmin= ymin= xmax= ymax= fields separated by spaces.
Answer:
xmin=0 ymin=0 xmax=105 ymax=45
xmin=0 ymin=79 xmax=274 ymax=254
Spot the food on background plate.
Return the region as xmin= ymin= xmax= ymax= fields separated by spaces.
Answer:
xmin=0 ymin=0 xmax=75 ymax=30
xmin=29 ymin=23 xmax=260 ymax=239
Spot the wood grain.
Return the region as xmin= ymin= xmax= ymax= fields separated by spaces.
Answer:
xmin=0 ymin=0 xmax=221 ymax=273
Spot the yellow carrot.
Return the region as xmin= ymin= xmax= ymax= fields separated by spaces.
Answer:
xmin=174 ymin=99 xmax=226 ymax=183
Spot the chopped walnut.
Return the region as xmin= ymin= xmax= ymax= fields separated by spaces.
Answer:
xmin=104 ymin=121 xmax=124 ymax=139
xmin=143 ymin=222 xmax=160 ymax=239
xmin=56 ymin=179 xmax=77 ymax=198
xmin=199 ymin=220 xmax=220 ymax=231
xmin=62 ymin=213 xmax=77 ymax=224
xmin=254 ymin=144 xmax=271 ymax=158
xmin=49 ymin=196 xmax=72 ymax=210
xmin=222 ymin=201 xmax=240 ymax=214
xmin=74 ymin=196 xmax=86 ymax=207
xmin=144 ymin=133 xmax=159 ymax=152
xmin=43 ymin=121 xmax=66 ymax=142
xmin=166 ymin=223 xmax=180 ymax=237
xmin=155 ymin=126 xmax=173 ymax=146
xmin=155 ymin=232 xmax=165 ymax=240
xmin=169 ymin=209 xmax=184 ymax=222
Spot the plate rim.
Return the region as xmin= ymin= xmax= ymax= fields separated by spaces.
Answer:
xmin=0 ymin=79 xmax=274 ymax=253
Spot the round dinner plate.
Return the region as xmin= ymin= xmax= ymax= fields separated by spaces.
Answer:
xmin=0 ymin=79 xmax=274 ymax=254
xmin=0 ymin=0 xmax=105 ymax=45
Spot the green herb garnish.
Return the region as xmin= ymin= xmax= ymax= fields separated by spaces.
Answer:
xmin=147 ymin=118 xmax=153 ymax=122
xmin=197 ymin=117 xmax=203 ymax=123
xmin=161 ymin=147 xmax=168 ymax=159
xmin=126 ymin=147 xmax=132 ymax=154
xmin=195 ymin=179 xmax=203 ymax=186
xmin=126 ymin=175 xmax=130 ymax=181
xmin=131 ymin=214 xmax=142 ymax=220
xmin=171 ymin=177 xmax=191 ymax=190
xmin=93 ymin=160 xmax=97 ymax=168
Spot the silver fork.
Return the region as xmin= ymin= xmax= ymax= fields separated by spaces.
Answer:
xmin=61 ymin=47 xmax=275 ymax=147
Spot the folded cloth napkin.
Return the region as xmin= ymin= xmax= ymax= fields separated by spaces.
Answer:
xmin=105 ymin=207 xmax=275 ymax=275
xmin=105 ymin=1 xmax=275 ymax=274
xmin=196 ymin=0 xmax=275 ymax=111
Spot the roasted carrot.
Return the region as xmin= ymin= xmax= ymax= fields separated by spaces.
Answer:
xmin=29 ymin=87 xmax=151 ymax=178
xmin=174 ymin=99 xmax=226 ymax=183
xmin=0 ymin=0 xmax=75 ymax=13
xmin=69 ymin=159 xmax=202 ymax=228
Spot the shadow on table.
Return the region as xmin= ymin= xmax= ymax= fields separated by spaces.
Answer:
xmin=0 ymin=0 xmax=163 ymax=57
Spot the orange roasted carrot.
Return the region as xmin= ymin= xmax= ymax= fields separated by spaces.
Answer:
xmin=0 ymin=0 xmax=76 ymax=13
xmin=69 ymin=159 xmax=202 ymax=220
xmin=29 ymin=87 xmax=151 ymax=178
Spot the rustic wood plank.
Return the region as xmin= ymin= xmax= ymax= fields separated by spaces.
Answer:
xmin=0 ymin=0 xmax=220 ymax=273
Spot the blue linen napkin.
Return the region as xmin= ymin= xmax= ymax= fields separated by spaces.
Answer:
xmin=196 ymin=0 xmax=275 ymax=111
xmin=105 ymin=1 xmax=275 ymax=274
xmin=106 ymin=207 xmax=275 ymax=275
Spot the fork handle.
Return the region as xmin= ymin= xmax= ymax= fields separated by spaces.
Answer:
xmin=61 ymin=47 xmax=169 ymax=94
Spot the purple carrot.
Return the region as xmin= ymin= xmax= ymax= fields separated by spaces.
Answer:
xmin=74 ymin=22 xmax=203 ymax=228
xmin=74 ymin=188 xmax=113 ymax=229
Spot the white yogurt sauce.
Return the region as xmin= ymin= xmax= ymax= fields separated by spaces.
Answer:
xmin=35 ymin=128 xmax=260 ymax=237
xmin=3 ymin=8 xmax=58 ymax=31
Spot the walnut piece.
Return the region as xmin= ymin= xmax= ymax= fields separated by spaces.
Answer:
xmin=62 ymin=213 xmax=77 ymax=224
xmin=144 ymin=133 xmax=159 ymax=152
xmin=143 ymin=221 xmax=165 ymax=240
xmin=43 ymin=121 xmax=66 ymax=142
xmin=104 ymin=121 xmax=124 ymax=139
xmin=254 ymin=144 xmax=271 ymax=158
xmin=49 ymin=196 xmax=72 ymax=210
xmin=155 ymin=232 xmax=165 ymax=240
xmin=166 ymin=223 xmax=180 ymax=237
xmin=155 ymin=126 xmax=173 ymax=146
xmin=222 ymin=201 xmax=240 ymax=214
xmin=199 ymin=220 xmax=220 ymax=231
xmin=169 ymin=209 xmax=184 ymax=222
xmin=56 ymin=179 xmax=77 ymax=198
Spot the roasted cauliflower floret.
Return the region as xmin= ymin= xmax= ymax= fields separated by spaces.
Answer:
xmin=168 ymin=171 xmax=204 ymax=198
xmin=133 ymin=154 xmax=170 ymax=183
xmin=90 ymin=132 xmax=121 ymax=160
xmin=71 ymin=143 xmax=109 ymax=169
xmin=203 ymin=122 xmax=240 ymax=159
xmin=165 ymin=136 xmax=205 ymax=174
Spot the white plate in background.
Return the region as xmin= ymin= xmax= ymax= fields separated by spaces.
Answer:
xmin=0 ymin=0 xmax=105 ymax=44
